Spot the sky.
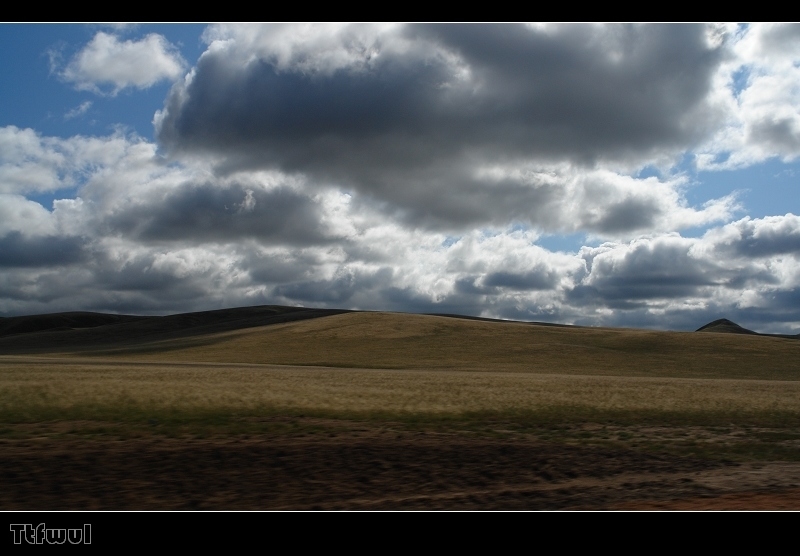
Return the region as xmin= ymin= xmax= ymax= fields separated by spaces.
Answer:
xmin=1 ymin=23 xmax=800 ymax=333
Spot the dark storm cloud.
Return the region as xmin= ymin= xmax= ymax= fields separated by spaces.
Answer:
xmin=379 ymin=286 xmax=483 ymax=316
xmin=155 ymin=24 xmax=725 ymax=230
xmin=160 ymin=24 xmax=722 ymax=165
xmin=245 ymin=253 xmax=315 ymax=285
xmin=92 ymin=255 xmax=190 ymax=293
xmin=156 ymin=47 xmax=458 ymax=175
xmin=747 ymin=117 xmax=800 ymax=153
xmin=762 ymin=288 xmax=800 ymax=320
xmin=274 ymin=276 xmax=359 ymax=304
xmin=348 ymin=173 xmax=677 ymax=234
xmin=579 ymin=240 xmax=719 ymax=301
xmin=0 ymin=271 xmax=72 ymax=304
xmin=754 ymin=23 xmax=800 ymax=55
xmin=454 ymin=275 xmax=491 ymax=295
xmin=0 ymin=232 xmax=87 ymax=268
xmin=565 ymin=285 xmax=648 ymax=310
xmin=483 ymin=268 xmax=558 ymax=291
xmin=348 ymin=175 xmax=571 ymax=231
xmin=713 ymin=215 xmax=800 ymax=258
xmin=587 ymin=198 xmax=663 ymax=234
xmin=105 ymin=182 xmax=334 ymax=245
xmin=273 ymin=267 xmax=393 ymax=305
xmin=78 ymin=252 xmax=230 ymax=315
xmin=723 ymin=268 xmax=781 ymax=289
xmin=555 ymin=228 xmax=800 ymax=331
xmin=408 ymin=23 xmax=722 ymax=158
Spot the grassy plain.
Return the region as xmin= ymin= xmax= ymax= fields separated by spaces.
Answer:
xmin=2 ymin=311 xmax=800 ymax=509
xmin=59 ymin=311 xmax=800 ymax=376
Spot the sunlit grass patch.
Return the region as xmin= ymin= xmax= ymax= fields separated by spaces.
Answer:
xmin=3 ymin=360 xmax=800 ymax=426
xmin=80 ymin=312 xmax=800 ymax=381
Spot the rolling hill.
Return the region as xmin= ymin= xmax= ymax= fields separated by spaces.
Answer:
xmin=1 ymin=306 xmax=798 ymax=380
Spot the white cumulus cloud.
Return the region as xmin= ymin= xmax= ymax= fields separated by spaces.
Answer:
xmin=62 ymin=32 xmax=186 ymax=95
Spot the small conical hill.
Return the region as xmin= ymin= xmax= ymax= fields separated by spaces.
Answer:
xmin=696 ymin=318 xmax=757 ymax=335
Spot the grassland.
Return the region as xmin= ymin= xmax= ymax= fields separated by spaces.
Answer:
xmin=2 ymin=310 xmax=800 ymax=509
xmin=71 ymin=312 xmax=799 ymax=379
xmin=4 ymin=358 xmax=800 ymax=421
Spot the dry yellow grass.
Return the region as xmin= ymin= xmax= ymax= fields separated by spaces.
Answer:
xmin=3 ymin=357 xmax=800 ymax=419
xmin=2 ymin=312 xmax=799 ymax=424
xmin=81 ymin=312 xmax=800 ymax=381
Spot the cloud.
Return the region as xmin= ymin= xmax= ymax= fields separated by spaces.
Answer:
xmin=154 ymin=24 xmax=728 ymax=233
xmin=563 ymin=219 xmax=800 ymax=328
xmin=102 ymin=181 xmax=339 ymax=246
xmin=0 ymin=194 xmax=58 ymax=235
xmin=575 ymin=236 xmax=722 ymax=303
xmin=62 ymin=32 xmax=186 ymax=95
xmin=273 ymin=267 xmax=393 ymax=304
xmin=696 ymin=23 xmax=800 ymax=170
xmin=483 ymin=268 xmax=559 ymax=291
xmin=0 ymin=126 xmax=145 ymax=196
xmin=64 ymin=101 xmax=92 ymax=120
xmin=161 ymin=23 xmax=724 ymax=164
xmin=1 ymin=147 xmax=798 ymax=330
xmin=0 ymin=232 xmax=88 ymax=268
xmin=2 ymin=25 xmax=800 ymax=334
xmin=0 ymin=127 xmax=69 ymax=195
xmin=0 ymin=124 xmax=784 ymax=329
xmin=703 ymin=214 xmax=800 ymax=258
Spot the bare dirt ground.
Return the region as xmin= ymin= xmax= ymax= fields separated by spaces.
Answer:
xmin=3 ymin=418 xmax=799 ymax=511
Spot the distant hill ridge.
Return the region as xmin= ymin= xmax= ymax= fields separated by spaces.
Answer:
xmin=1 ymin=306 xmax=797 ymax=355
xmin=0 ymin=305 xmax=353 ymax=354
xmin=0 ymin=312 xmax=146 ymax=338
xmin=695 ymin=318 xmax=758 ymax=335
xmin=696 ymin=318 xmax=799 ymax=339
